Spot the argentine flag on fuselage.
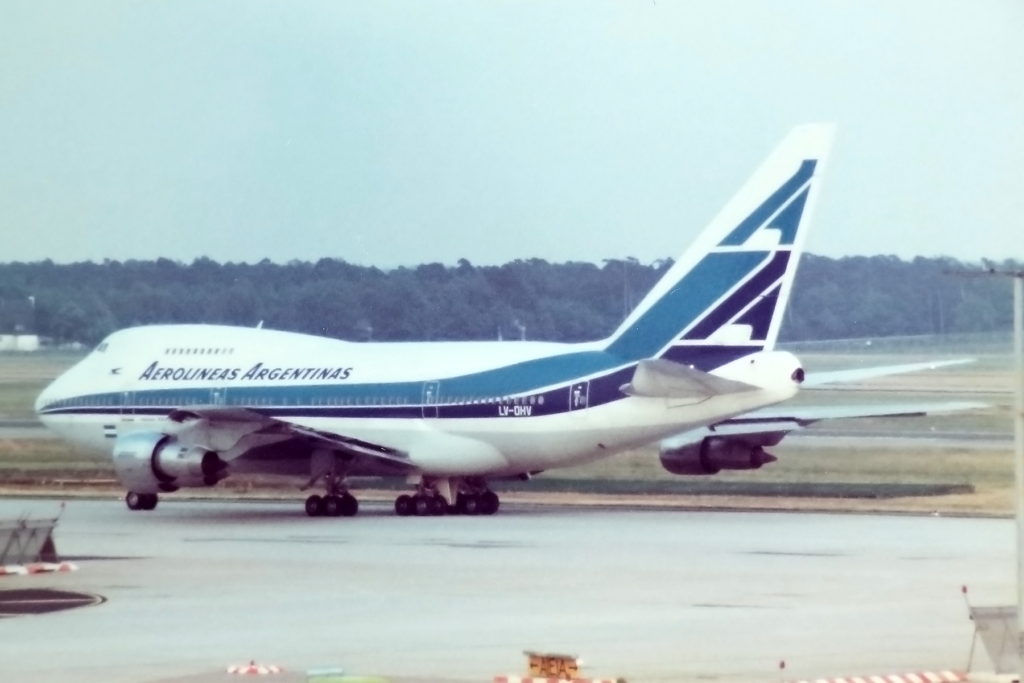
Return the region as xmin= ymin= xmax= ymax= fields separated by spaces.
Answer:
xmin=603 ymin=124 xmax=834 ymax=371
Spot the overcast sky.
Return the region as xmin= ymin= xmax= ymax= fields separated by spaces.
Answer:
xmin=1 ymin=1 xmax=1022 ymax=267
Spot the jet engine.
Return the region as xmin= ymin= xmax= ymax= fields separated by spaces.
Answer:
xmin=659 ymin=436 xmax=778 ymax=476
xmin=112 ymin=431 xmax=228 ymax=493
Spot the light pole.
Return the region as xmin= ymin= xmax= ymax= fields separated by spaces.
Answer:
xmin=1014 ymin=272 xmax=1023 ymax=681
xmin=951 ymin=267 xmax=1024 ymax=678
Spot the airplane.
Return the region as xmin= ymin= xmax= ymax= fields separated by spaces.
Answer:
xmin=32 ymin=123 xmax=978 ymax=519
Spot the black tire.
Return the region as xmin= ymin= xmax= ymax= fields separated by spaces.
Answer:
xmin=141 ymin=493 xmax=158 ymax=511
xmin=394 ymin=494 xmax=413 ymax=517
xmin=480 ymin=490 xmax=499 ymax=515
xmin=414 ymin=495 xmax=431 ymax=516
xmin=429 ymin=496 xmax=446 ymax=516
xmin=463 ymin=494 xmax=480 ymax=516
xmin=305 ymin=494 xmax=324 ymax=517
xmin=340 ymin=493 xmax=359 ymax=517
xmin=454 ymin=493 xmax=468 ymax=515
xmin=125 ymin=492 xmax=144 ymax=511
xmin=323 ymin=495 xmax=343 ymax=517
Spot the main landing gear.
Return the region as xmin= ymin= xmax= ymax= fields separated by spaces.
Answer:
xmin=303 ymin=450 xmax=360 ymax=518
xmin=304 ymin=492 xmax=358 ymax=518
xmin=458 ymin=490 xmax=500 ymax=516
xmin=393 ymin=478 xmax=500 ymax=517
xmin=125 ymin=492 xmax=158 ymax=511
xmin=393 ymin=493 xmax=446 ymax=517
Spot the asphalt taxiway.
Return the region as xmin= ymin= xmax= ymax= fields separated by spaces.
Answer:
xmin=0 ymin=499 xmax=1013 ymax=683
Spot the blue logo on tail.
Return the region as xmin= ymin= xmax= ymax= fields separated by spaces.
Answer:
xmin=718 ymin=160 xmax=816 ymax=247
xmin=605 ymin=159 xmax=817 ymax=364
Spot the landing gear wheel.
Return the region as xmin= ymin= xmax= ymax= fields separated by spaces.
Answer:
xmin=340 ymin=493 xmax=358 ymax=517
xmin=140 ymin=493 xmax=158 ymax=510
xmin=462 ymin=494 xmax=481 ymax=516
xmin=429 ymin=496 xmax=447 ymax=516
xmin=323 ymin=495 xmax=343 ymax=517
xmin=126 ymin=492 xmax=144 ymax=511
xmin=479 ymin=490 xmax=500 ymax=516
xmin=305 ymin=494 xmax=324 ymax=517
xmin=395 ymin=494 xmax=413 ymax=517
xmin=413 ymin=495 xmax=432 ymax=517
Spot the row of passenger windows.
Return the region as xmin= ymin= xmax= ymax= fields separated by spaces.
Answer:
xmin=47 ymin=393 xmax=548 ymax=409
xmin=165 ymin=348 xmax=235 ymax=355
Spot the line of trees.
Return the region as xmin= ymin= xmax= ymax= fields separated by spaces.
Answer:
xmin=0 ymin=254 xmax=1018 ymax=346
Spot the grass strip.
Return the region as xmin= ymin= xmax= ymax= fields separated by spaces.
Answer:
xmin=492 ymin=479 xmax=973 ymax=498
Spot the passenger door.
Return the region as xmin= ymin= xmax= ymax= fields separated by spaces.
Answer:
xmin=119 ymin=391 xmax=134 ymax=421
xmin=568 ymin=381 xmax=589 ymax=412
xmin=422 ymin=381 xmax=440 ymax=418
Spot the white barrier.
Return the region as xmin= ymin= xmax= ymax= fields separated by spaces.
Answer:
xmin=0 ymin=517 xmax=60 ymax=566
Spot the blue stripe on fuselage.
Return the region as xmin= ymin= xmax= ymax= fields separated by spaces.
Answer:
xmin=37 ymin=349 xmax=637 ymax=420
xmin=38 ymin=336 xmax=761 ymax=422
xmin=37 ymin=366 xmax=637 ymax=421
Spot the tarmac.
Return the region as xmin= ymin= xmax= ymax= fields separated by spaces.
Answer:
xmin=0 ymin=498 xmax=1014 ymax=683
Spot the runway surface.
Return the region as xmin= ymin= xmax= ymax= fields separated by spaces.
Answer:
xmin=0 ymin=499 xmax=1013 ymax=683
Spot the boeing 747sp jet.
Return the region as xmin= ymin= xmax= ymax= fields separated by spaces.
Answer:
xmin=37 ymin=124 xmax=958 ymax=519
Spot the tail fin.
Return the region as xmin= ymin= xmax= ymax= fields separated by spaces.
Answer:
xmin=603 ymin=124 xmax=835 ymax=368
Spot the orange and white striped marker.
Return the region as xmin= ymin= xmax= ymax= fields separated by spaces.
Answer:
xmin=786 ymin=671 xmax=968 ymax=683
xmin=227 ymin=661 xmax=284 ymax=675
xmin=495 ymin=678 xmax=617 ymax=683
xmin=0 ymin=562 xmax=78 ymax=576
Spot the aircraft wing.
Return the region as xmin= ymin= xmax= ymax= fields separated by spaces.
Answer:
xmin=166 ymin=405 xmax=413 ymax=469
xmin=661 ymin=400 xmax=988 ymax=450
xmin=801 ymin=358 xmax=974 ymax=387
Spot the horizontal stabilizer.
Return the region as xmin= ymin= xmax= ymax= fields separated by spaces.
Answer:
xmin=620 ymin=358 xmax=756 ymax=399
xmin=802 ymin=358 xmax=974 ymax=388
xmin=722 ymin=400 xmax=990 ymax=427
xmin=661 ymin=399 xmax=989 ymax=450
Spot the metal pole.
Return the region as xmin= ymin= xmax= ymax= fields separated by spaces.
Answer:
xmin=1014 ymin=275 xmax=1024 ymax=683
xmin=946 ymin=266 xmax=1024 ymax=676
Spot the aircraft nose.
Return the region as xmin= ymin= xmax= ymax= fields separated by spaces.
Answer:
xmin=35 ymin=383 xmax=52 ymax=417
xmin=35 ymin=375 xmax=63 ymax=418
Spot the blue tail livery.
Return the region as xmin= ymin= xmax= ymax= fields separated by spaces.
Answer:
xmin=604 ymin=124 xmax=834 ymax=368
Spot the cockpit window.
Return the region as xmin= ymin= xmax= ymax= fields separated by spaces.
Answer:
xmin=96 ymin=342 xmax=109 ymax=353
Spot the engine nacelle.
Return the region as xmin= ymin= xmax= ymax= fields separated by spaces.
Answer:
xmin=659 ymin=437 xmax=777 ymax=476
xmin=112 ymin=431 xmax=228 ymax=493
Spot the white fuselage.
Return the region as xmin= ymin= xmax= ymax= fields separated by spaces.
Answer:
xmin=36 ymin=324 xmax=802 ymax=478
